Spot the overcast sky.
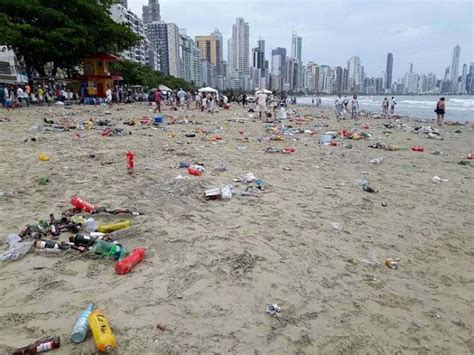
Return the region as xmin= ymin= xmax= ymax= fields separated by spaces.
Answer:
xmin=128 ymin=0 xmax=473 ymax=80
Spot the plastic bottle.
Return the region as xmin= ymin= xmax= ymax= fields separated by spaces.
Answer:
xmin=71 ymin=196 xmax=96 ymax=213
xmin=86 ymin=218 xmax=97 ymax=233
xmin=89 ymin=309 xmax=117 ymax=353
xmin=126 ymin=151 xmax=135 ymax=175
xmin=96 ymin=220 xmax=131 ymax=234
xmin=92 ymin=240 xmax=128 ymax=260
xmin=115 ymin=248 xmax=145 ymax=275
xmin=70 ymin=304 xmax=94 ymax=344
xmin=35 ymin=240 xmax=64 ymax=251
xmin=13 ymin=336 xmax=60 ymax=354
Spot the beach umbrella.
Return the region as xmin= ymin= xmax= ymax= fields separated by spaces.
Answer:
xmin=159 ymin=84 xmax=172 ymax=92
xmin=255 ymin=89 xmax=272 ymax=95
xmin=198 ymin=87 xmax=218 ymax=94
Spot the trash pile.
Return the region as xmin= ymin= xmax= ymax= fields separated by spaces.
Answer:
xmin=1 ymin=196 xmax=144 ymax=274
xmin=205 ymin=172 xmax=269 ymax=200
xmin=1 ymin=195 xmax=146 ymax=353
xmin=413 ymin=126 xmax=442 ymax=140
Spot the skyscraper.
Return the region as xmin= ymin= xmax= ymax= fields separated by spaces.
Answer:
xmin=271 ymin=47 xmax=286 ymax=91
xmin=231 ymin=17 xmax=250 ymax=84
xmin=146 ymin=22 xmax=180 ymax=77
xmin=459 ymin=63 xmax=468 ymax=94
xmin=179 ymin=30 xmax=202 ymax=85
xmin=468 ymin=63 xmax=474 ymax=95
xmin=450 ymin=44 xmax=461 ymax=92
xmin=291 ymin=31 xmax=302 ymax=62
xmin=334 ymin=66 xmax=343 ymax=93
xmin=110 ymin=3 xmax=157 ymax=69
xmin=195 ymin=29 xmax=223 ymax=73
xmin=347 ymin=56 xmax=362 ymax=92
xmin=291 ymin=31 xmax=303 ymax=90
xmin=385 ymin=53 xmax=393 ymax=91
xmin=142 ymin=0 xmax=161 ymax=24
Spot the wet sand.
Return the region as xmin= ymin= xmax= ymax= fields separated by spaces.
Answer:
xmin=0 ymin=102 xmax=473 ymax=354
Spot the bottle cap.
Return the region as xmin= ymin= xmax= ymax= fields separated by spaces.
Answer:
xmin=105 ymin=345 xmax=114 ymax=353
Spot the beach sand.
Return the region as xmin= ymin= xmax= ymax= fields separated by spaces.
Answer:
xmin=0 ymin=102 xmax=472 ymax=354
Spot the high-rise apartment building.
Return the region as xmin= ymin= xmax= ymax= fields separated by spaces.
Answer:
xmin=195 ymin=31 xmax=221 ymax=66
xmin=468 ymin=63 xmax=474 ymax=95
xmin=230 ymin=17 xmax=250 ymax=86
xmin=347 ymin=56 xmax=362 ymax=91
xmin=290 ymin=31 xmax=303 ymax=90
xmin=385 ymin=53 xmax=393 ymax=91
xmin=146 ymin=22 xmax=181 ymax=77
xmin=179 ymin=30 xmax=202 ymax=85
xmin=142 ymin=0 xmax=161 ymax=24
xmin=334 ymin=66 xmax=343 ymax=93
xmin=271 ymin=47 xmax=286 ymax=91
xmin=450 ymin=44 xmax=461 ymax=92
xmin=110 ymin=3 xmax=158 ymax=70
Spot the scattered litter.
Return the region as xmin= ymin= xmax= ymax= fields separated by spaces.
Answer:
xmin=266 ymin=304 xmax=281 ymax=316
xmin=385 ymin=257 xmax=400 ymax=269
xmin=432 ymin=176 xmax=448 ymax=183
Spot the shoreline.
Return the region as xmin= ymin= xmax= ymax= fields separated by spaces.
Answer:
xmin=293 ymin=103 xmax=474 ymax=125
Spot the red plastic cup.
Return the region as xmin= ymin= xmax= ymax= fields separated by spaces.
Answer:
xmin=115 ymin=248 xmax=145 ymax=275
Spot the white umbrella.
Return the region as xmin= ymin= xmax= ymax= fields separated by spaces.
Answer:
xmin=198 ymin=87 xmax=218 ymax=94
xmin=159 ymin=84 xmax=172 ymax=92
xmin=255 ymin=89 xmax=272 ymax=95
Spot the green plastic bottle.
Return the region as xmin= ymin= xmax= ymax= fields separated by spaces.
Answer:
xmin=91 ymin=240 xmax=128 ymax=260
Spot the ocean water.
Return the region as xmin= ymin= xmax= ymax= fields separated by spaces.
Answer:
xmin=297 ymin=95 xmax=474 ymax=122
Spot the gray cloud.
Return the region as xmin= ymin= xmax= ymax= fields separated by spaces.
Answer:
xmin=128 ymin=0 xmax=473 ymax=80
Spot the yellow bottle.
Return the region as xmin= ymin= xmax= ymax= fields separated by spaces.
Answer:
xmin=89 ymin=309 xmax=117 ymax=353
xmin=97 ymin=220 xmax=131 ymax=233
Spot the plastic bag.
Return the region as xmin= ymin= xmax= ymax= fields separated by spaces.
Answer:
xmin=0 ymin=234 xmax=34 ymax=261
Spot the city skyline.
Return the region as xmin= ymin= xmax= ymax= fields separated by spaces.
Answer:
xmin=128 ymin=0 xmax=473 ymax=79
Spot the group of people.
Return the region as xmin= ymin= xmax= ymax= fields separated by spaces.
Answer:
xmin=382 ymin=97 xmax=397 ymax=115
xmin=152 ymin=88 xmax=227 ymax=114
xmin=334 ymin=94 xmax=360 ymax=119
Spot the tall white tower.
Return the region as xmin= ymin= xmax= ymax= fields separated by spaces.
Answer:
xmin=231 ymin=17 xmax=250 ymax=82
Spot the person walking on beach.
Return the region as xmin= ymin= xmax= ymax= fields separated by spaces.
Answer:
xmin=177 ymin=88 xmax=186 ymax=107
xmin=105 ymin=86 xmax=112 ymax=107
xmin=390 ymin=97 xmax=397 ymax=115
xmin=335 ymin=94 xmax=343 ymax=118
xmin=435 ymin=97 xmax=446 ymax=126
xmin=153 ymin=89 xmax=161 ymax=113
xmin=351 ymin=95 xmax=359 ymax=119
xmin=382 ymin=97 xmax=389 ymax=115
xmin=256 ymin=91 xmax=268 ymax=120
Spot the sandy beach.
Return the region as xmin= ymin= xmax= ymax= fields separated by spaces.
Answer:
xmin=0 ymin=102 xmax=473 ymax=354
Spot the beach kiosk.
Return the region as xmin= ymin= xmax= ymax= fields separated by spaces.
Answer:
xmin=79 ymin=54 xmax=122 ymax=98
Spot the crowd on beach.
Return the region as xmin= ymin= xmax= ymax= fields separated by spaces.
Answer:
xmin=1 ymin=82 xmax=449 ymax=125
